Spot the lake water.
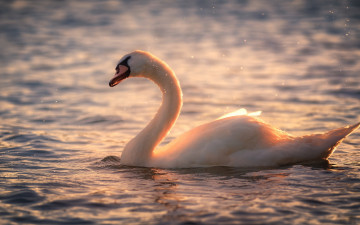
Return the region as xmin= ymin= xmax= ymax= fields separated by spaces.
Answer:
xmin=1 ymin=0 xmax=360 ymax=224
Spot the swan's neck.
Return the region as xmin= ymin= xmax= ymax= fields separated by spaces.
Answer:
xmin=121 ymin=60 xmax=182 ymax=166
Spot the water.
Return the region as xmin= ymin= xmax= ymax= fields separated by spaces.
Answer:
xmin=1 ymin=0 xmax=360 ymax=224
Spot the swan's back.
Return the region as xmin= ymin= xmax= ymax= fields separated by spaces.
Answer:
xmin=151 ymin=116 xmax=360 ymax=168
xmin=151 ymin=115 xmax=292 ymax=167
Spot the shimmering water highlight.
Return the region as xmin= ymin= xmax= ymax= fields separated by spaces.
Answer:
xmin=1 ymin=0 xmax=360 ymax=224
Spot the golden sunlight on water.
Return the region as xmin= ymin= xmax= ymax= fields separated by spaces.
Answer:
xmin=0 ymin=0 xmax=360 ymax=224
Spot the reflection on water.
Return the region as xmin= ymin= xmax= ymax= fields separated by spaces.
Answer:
xmin=1 ymin=0 xmax=360 ymax=224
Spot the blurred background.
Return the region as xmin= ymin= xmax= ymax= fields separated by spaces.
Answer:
xmin=1 ymin=0 xmax=360 ymax=224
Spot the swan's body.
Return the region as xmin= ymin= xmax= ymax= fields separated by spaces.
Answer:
xmin=109 ymin=50 xmax=359 ymax=168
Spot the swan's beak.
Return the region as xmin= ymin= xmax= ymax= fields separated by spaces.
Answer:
xmin=109 ymin=65 xmax=130 ymax=87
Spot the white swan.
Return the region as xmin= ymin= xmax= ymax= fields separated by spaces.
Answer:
xmin=109 ymin=50 xmax=360 ymax=168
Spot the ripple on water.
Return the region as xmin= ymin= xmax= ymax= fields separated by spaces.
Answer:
xmin=1 ymin=189 xmax=45 ymax=205
xmin=76 ymin=115 xmax=124 ymax=126
xmin=1 ymin=0 xmax=360 ymax=224
xmin=3 ymin=133 xmax=60 ymax=144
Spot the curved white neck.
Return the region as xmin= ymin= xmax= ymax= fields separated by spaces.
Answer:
xmin=120 ymin=59 xmax=182 ymax=166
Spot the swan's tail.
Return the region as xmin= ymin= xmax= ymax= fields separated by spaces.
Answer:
xmin=301 ymin=122 xmax=360 ymax=159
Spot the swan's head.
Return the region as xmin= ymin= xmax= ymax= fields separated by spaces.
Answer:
xmin=109 ymin=50 xmax=155 ymax=87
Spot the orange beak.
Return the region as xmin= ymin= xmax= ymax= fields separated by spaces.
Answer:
xmin=109 ymin=65 xmax=130 ymax=87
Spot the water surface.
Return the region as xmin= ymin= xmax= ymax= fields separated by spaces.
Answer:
xmin=1 ymin=0 xmax=360 ymax=224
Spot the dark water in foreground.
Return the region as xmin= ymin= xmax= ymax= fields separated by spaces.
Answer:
xmin=1 ymin=0 xmax=360 ymax=224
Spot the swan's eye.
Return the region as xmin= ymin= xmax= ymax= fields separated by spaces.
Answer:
xmin=122 ymin=56 xmax=131 ymax=66
xmin=115 ymin=56 xmax=131 ymax=72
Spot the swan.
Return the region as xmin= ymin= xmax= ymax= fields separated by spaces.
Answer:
xmin=108 ymin=50 xmax=360 ymax=168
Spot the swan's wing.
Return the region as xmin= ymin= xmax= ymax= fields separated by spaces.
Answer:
xmin=152 ymin=115 xmax=284 ymax=168
xmin=217 ymin=108 xmax=261 ymax=120
xmin=248 ymin=111 xmax=262 ymax=117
